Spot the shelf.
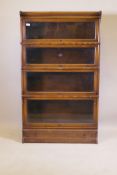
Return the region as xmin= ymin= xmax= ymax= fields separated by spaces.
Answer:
xmin=22 ymin=92 xmax=98 ymax=99
xmin=22 ymin=65 xmax=99 ymax=71
xmin=21 ymin=39 xmax=100 ymax=47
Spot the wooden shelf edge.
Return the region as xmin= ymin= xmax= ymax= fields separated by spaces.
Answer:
xmin=22 ymin=65 xmax=99 ymax=70
xmin=22 ymin=92 xmax=98 ymax=99
xmin=22 ymin=66 xmax=99 ymax=72
xmin=21 ymin=39 xmax=100 ymax=47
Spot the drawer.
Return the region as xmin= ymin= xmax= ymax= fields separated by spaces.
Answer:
xmin=23 ymin=46 xmax=99 ymax=65
xmin=22 ymin=71 xmax=98 ymax=93
xmin=24 ymin=21 xmax=96 ymax=40
xmin=23 ymin=98 xmax=98 ymax=128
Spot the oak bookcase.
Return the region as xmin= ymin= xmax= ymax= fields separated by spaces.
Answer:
xmin=20 ymin=11 xmax=101 ymax=143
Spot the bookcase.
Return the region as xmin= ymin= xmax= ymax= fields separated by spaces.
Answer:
xmin=20 ymin=11 xmax=101 ymax=143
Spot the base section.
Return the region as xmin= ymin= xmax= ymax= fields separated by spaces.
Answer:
xmin=23 ymin=128 xmax=97 ymax=143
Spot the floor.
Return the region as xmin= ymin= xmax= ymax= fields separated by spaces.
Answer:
xmin=0 ymin=123 xmax=117 ymax=175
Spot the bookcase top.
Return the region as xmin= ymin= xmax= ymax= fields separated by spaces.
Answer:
xmin=20 ymin=11 xmax=102 ymax=18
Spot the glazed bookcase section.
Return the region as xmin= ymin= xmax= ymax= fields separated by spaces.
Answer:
xmin=26 ymin=47 xmax=95 ymax=64
xmin=27 ymin=72 xmax=94 ymax=92
xmin=24 ymin=46 xmax=99 ymax=66
xmin=20 ymin=11 xmax=101 ymax=42
xmin=22 ymin=69 xmax=98 ymax=95
xmin=23 ymin=98 xmax=97 ymax=127
xmin=20 ymin=11 xmax=101 ymax=143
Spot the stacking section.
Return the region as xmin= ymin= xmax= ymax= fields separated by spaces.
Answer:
xmin=20 ymin=11 xmax=101 ymax=143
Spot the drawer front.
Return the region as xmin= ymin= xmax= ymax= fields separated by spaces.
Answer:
xmin=24 ymin=21 xmax=96 ymax=40
xmin=22 ymin=98 xmax=98 ymax=128
xmin=22 ymin=71 xmax=98 ymax=93
xmin=23 ymin=129 xmax=97 ymax=143
xmin=23 ymin=46 xmax=99 ymax=65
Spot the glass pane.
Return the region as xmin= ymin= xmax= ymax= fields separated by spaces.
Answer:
xmin=27 ymin=100 xmax=94 ymax=123
xmin=25 ymin=22 xmax=95 ymax=39
xmin=26 ymin=48 xmax=95 ymax=64
xmin=27 ymin=72 xmax=94 ymax=92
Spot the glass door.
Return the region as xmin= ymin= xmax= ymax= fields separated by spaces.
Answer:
xmin=23 ymin=98 xmax=97 ymax=127
xmin=26 ymin=72 xmax=94 ymax=92
xmin=25 ymin=22 xmax=96 ymax=39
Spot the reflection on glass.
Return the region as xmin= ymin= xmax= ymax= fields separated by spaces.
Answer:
xmin=26 ymin=22 xmax=95 ymax=39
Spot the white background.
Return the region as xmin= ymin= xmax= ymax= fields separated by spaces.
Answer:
xmin=0 ymin=0 xmax=117 ymax=174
